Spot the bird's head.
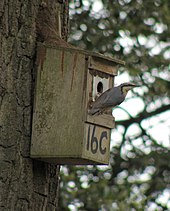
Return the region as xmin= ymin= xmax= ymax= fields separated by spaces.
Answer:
xmin=120 ymin=82 xmax=139 ymax=96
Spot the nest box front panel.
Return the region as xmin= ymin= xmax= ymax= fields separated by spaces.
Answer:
xmin=83 ymin=123 xmax=111 ymax=164
xmin=82 ymin=55 xmax=119 ymax=164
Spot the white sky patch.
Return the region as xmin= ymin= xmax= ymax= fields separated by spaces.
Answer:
xmin=146 ymin=36 xmax=157 ymax=48
xmin=152 ymin=67 xmax=170 ymax=80
xmin=153 ymin=22 xmax=167 ymax=34
xmin=164 ymin=49 xmax=170 ymax=59
xmin=147 ymin=120 xmax=170 ymax=148
xmin=112 ymin=107 xmax=130 ymax=120
xmin=92 ymin=0 xmax=103 ymax=12
xmin=131 ymin=136 xmax=143 ymax=147
xmin=156 ymin=189 xmax=170 ymax=209
xmin=150 ymin=44 xmax=162 ymax=55
xmin=119 ymin=37 xmax=134 ymax=48
xmin=111 ymin=126 xmax=125 ymax=147
xmin=80 ymin=24 xmax=87 ymax=31
xmin=113 ymin=96 xmax=145 ymax=119
xmin=139 ymin=172 xmax=151 ymax=182
xmin=68 ymin=204 xmax=77 ymax=211
xmin=68 ymin=181 xmax=76 ymax=189
xmin=135 ymin=85 xmax=148 ymax=96
xmin=144 ymin=17 xmax=155 ymax=26
xmin=82 ymin=0 xmax=90 ymax=7
xmin=119 ymin=11 xmax=127 ymax=20
xmin=114 ymin=71 xmax=131 ymax=86
xmin=138 ymin=34 xmax=147 ymax=45
xmin=125 ymin=123 xmax=141 ymax=137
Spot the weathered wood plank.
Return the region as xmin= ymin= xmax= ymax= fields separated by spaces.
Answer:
xmin=31 ymin=46 xmax=86 ymax=158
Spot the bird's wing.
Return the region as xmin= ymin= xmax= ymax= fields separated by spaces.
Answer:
xmin=91 ymin=87 xmax=125 ymax=109
xmin=103 ymin=87 xmax=124 ymax=107
xmin=91 ymin=88 xmax=114 ymax=109
xmin=89 ymin=87 xmax=125 ymax=115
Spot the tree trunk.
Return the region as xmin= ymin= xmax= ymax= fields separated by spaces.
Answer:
xmin=0 ymin=0 xmax=69 ymax=210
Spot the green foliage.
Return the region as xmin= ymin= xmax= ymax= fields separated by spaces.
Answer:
xmin=59 ymin=0 xmax=170 ymax=210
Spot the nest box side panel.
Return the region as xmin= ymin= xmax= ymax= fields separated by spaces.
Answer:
xmin=31 ymin=46 xmax=87 ymax=159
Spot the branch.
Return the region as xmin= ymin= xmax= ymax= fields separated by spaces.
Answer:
xmin=116 ymin=104 xmax=170 ymax=127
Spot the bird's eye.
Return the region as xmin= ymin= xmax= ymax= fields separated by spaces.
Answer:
xmin=97 ymin=81 xmax=103 ymax=94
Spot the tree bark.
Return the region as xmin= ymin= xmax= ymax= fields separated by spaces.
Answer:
xmin=0 ymin=0 xmax=69 ymax=210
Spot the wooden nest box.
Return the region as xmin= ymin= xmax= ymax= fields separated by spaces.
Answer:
xmin=31 ymin=43 xmax=125 ymax=165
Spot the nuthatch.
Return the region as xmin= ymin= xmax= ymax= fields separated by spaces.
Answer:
xmin=89 ymin=82 xmax=139 ymax=115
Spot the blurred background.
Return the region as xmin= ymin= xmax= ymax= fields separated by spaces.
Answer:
xmin=59 ymin=0 xmax=170 ymax=210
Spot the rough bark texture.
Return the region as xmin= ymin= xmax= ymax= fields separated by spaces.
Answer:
xmin=0 ymin=0 xmax=69 ymax=210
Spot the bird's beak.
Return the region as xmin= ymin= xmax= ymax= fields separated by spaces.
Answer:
xmin=131 ymin=84 xmax=141 ymax=87
xmin=128 ymin=84 xmax=140 ymax=91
